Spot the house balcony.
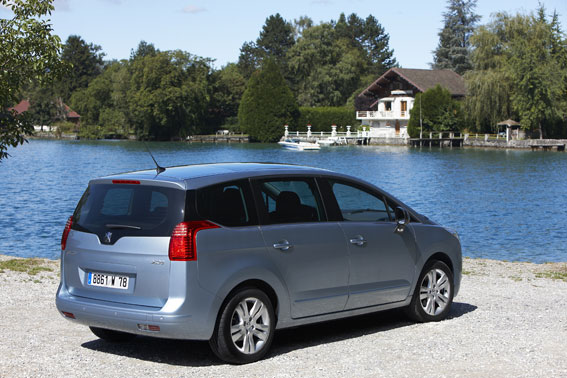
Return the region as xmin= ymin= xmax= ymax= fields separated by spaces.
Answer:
xmin=356 ymin=110 xmax=409 ymax=120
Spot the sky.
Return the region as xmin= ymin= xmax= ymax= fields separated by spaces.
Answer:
xmin=2 ymin=0 xmax=567 ymax=70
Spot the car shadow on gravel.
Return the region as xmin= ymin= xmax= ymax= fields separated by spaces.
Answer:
xmin=81 ymin=338 xmax=221 ymax=367
xmin=80 ymin=302 xmax=476 ymax=366
xmin=269 ymin=302 xmax=477 ymax=359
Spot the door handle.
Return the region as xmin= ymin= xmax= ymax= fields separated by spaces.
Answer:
xmin=273 ymin=240 xmax=292 ymax=251
xmin=349 ymin=235 xmax=366 ymax=246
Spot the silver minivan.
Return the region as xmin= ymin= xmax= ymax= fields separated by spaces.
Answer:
xmin=56 ymin=163 xmax=462 ymax=364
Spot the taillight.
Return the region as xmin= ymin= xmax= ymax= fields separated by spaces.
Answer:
xmin=61 ymin=216 xmax=73 ymax=250
xmin=168 ymin=221 xmax=219 ymax=261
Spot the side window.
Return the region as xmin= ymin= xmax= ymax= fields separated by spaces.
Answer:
xmin=257 ymin=179 xmax=324 ymax=224
xmin=330 ymin=181 xmax=391 ymax=222
xmin=196 ymin=181 xmax=253 ymax=227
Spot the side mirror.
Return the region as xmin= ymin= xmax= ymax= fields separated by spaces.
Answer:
xmin=394 ymin=207 xmax=410 ymax=233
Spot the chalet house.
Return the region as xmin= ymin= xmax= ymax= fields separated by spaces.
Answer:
xmin=356 ymin=68 xmax=465 ymax=138
xmin=10 ymin=99 xmax=81 ymax=130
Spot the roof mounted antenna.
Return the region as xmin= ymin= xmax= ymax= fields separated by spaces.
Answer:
xmin=143 ymin=142 xmax=166 ymax=175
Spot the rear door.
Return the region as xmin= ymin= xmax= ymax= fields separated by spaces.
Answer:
xmin=63 ymin=180 xmax=185 ymax=307
xmin=253 ymin=177 xmax=349 ymax=319
xmin=322 ymin=178 xmax=418 ymax=309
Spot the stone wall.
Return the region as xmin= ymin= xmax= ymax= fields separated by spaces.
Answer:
xmin=367 ymin=137 xmax=408 ymax=145
xmin=464 ymin=138 xmax=567 ymax=149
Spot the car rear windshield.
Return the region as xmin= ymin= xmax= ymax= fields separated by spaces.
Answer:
xmin=72 ymin=183 xmax=185 ymax=240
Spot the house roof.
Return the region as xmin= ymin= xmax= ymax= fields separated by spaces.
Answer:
xmin=63 ymin=103 xmax=80 ymax=119
xmin=10 ymin=100 xmax=31 ymax=114
xmin=9 ymin=99 xmax=80 ymax=119
xmin=359 ymin=68 xmax=466 ymax=99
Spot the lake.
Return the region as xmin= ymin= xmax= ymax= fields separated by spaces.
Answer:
xmin=1 ymin=139 xmax=565 ymax=263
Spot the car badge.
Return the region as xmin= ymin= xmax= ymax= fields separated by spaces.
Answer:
xmin=104 ymin=231 xmax=112 ymax=244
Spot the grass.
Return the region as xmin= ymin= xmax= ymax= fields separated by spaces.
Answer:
xmin=535 ymin=265 xmax=567 ymax=282
xmin=0 ymin=258 xmax=53 ymax=275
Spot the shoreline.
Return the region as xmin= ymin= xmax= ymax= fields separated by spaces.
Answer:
xmin=26 ymin=134 xmax=567 ymax=151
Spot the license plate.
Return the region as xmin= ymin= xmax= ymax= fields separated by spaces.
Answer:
xmin=87 ymin=271 xmax=129 ymax=290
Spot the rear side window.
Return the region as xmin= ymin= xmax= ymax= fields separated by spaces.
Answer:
xmin=73 ymin=184 xmax=185 ymax=240
xmin=329 ymin=180 xmax=392 ymax=222
xmin=195 ymin=180 xmax=256 ymax=227
xmin=256 ymin=178 xmax=324 ymax=224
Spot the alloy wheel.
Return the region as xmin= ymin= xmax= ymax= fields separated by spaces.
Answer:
xmin=230 ymin=297 xmax=271 ymax=354
xmin=419 ymin=268 xmax=451 ymax=316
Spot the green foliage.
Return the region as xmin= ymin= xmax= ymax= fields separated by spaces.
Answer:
xmin=238 ymin=59 xmax=299 ymax=142
xmin=0 ymin=0 xmax=64 ymax=160
xmin=208 ymin=64 xmax=247 ymax=131
xmin=408 ymin=85 xmax=463 ymax=137
xmin=297 ymin=107 xmax=359 ymax=132
xmin=433 ymin=0 xmax=480 ymax=74
xmin=72 ymin=50 xmax=214 ymax=140
xmin=465 ymin=8 xmax=567 ymax=136
xmin=27 ymin=86 xmax=58 ymax=126
xmin=287 ymin=14 xmax=396 ymax=107
xmin=257 ymin=14 xmax=295 ymax=62
xmin=128 ymin=50 xmax=212 ymax=140
xmin=237 ymin=14 xmax=295 ymax=80
xmin=56 ymin=35 xmax=104 ymax=101
xmin=287 ymin=24 xmax=366 ymax=107
xmin=130 ymin=40 xmax=157 ymax=61
xmin=239 ymin=13 xmax=396 ymax=108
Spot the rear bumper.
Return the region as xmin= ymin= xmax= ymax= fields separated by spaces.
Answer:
xmin=56 ymin=284 xmax=218 ymax=340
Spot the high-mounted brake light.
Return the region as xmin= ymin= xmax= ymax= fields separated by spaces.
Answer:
xmin=169 ymin=221 xmax=220 ymax=261
xmin=61 ymin=216 xmax=73 ymax=250
xmin=112 ymin=180 xmax=140 ymax=184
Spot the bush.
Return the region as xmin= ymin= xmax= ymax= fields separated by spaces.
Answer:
xmin=408 ymin=85 xmax=463 ymax=138
xmin=238 ymin=59 xmax=299 ymax=142
xmin=297 ymin=106 xmax=360 ymax=132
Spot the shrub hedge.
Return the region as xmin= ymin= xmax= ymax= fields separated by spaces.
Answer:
xmin=296 ymin=106 xmax=360 ymax=132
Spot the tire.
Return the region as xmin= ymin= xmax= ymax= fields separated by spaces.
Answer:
xmin=406 ymin=260 xmax=454 ymax=322
xmin=209 ymin=288 xmax=275 ymax=364
xmin=89 ymin=326 xmax=136 ymax=342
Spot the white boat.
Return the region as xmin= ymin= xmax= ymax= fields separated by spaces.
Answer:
xmin=317 ymin=137 xmax=348 ymax=146
xmin=278 ymin=139 xmax=321 ymax=151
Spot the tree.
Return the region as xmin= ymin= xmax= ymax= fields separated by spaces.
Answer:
xmin=237 ymin=14 xmax=295 ymax=79
xmin=128 ymin=50 xmax=212 ymax=139
xmin=292 ymin=16 xmax=313 ymax=40
xmin=237 ymin=41 xmax=265 ymax=80
xmin=432 ymin=0 xmax=480 ymax=75
xmin=207 ymin=63 xmax=246 ymax=130
xmin=464 ymin=8 xmax=567 ymax=136
xmin=407 ymin=85 xmax=462 ymax=137
xmin=130 ymin=40 xmax=157 ymax=61
xmin=507 ymin=6 xmax=566 ymax=138
xmin=57 ymin=35 xmax=105 ymax=101
xmin=70 ymin=62 xmax=124 ymax=127
xmin=0 ymin=0 xmax=64 ymax=160
xmin=257 ymin=14 xmax=295 ymax=62
xmin=238 ymin=59 xmax=299 ymax=142
xmin=334 ymin=13 xmax=396 ymax=75
xmin=27 ymin=86 xmax=59 ymax=127
xmin=287 ymin=23 xmax=367 ymax=107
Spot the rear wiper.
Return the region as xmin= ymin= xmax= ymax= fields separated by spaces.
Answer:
xmin=105 ymin=224 xmax=142 ymax=230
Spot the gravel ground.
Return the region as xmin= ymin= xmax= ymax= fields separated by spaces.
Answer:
xmin=1 ymin=255 xmax=566 ymax=377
